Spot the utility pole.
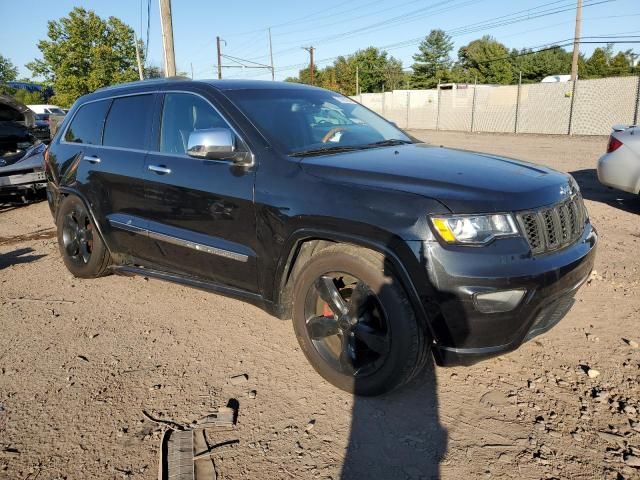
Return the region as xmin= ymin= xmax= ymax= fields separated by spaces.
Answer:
xmin=217 ymin=36 xmax=223 ymax=79
xmin=355 ymin=65 xmax=359 ymax=95
xmin=570 ymin=0 xmax=582 ymax=82
xmin=159 ymin=0 xmax=176 ymax=77
xmin=303 ymin=46 xmax=314 ymax=85
xmin=134 ymin=33 xmax=144 ymax=80
xmin=190 ymin=62 xmax=194 ymax=79
xmin=268 ymin=28 xmax=275 ymax=81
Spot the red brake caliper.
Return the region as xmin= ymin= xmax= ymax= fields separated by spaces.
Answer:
xmin=322 ymin=303 xmax=333 ymax=317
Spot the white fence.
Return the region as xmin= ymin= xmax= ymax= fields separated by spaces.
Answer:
xmin=352 ymin=76 xmax=640 ymax=136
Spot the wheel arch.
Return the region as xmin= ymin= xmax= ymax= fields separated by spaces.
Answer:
xmin=56 ymin=186 xmax=113 ymax=256
xmin=272 ymin=228 xmax=437 ymax=341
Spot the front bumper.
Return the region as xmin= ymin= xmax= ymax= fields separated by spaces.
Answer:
xmin=412 ymin=222 xmax=597 ymax=366
xmin=0 ymin=169 xmax=47 ymax=200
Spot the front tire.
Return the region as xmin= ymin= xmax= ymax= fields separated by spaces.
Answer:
xmin=292 ymin=245 xmax=429 ymax=396
xmin=56 ymin=195 xmax=110 ymax=278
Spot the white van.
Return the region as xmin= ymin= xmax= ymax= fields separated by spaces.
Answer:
xmin=28 ymin=104 xmax=66 ymax=115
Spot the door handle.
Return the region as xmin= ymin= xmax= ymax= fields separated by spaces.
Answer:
xmin=83 ymin=155 xmax=101 ymax=164
xmin=148 ymin=165 xmax=172 ymax=174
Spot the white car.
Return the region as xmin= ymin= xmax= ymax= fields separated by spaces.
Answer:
xmin=597 ymin=125 xmax=640 ymax=195
xmin=27 ymin=104 xmax=66 ymax=115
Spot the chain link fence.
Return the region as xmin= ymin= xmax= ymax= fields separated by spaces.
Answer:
xmin=353 ymin=75 xmax=640 ymax=136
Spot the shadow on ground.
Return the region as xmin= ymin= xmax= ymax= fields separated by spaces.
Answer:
xmin=571 ymin=169 xmax=640 ymax=214
xmin=342 ymin=360 xmax=446 ymax=479
xmin=0 ymin=247 xmax=46 ymax=270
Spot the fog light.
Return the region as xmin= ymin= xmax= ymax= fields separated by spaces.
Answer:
xmin=474 ymin=289 xmax=526 ymax=314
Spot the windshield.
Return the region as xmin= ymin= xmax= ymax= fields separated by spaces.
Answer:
xmin=47 ymin=108 xmax=65 ymax=115
xmin=225 ymin=88 xmax=411 ymax=155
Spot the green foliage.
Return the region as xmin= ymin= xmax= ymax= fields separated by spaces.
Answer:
xmin=411 ymin=29 xmax=454 ymax=88
xmin=608 ymin=52 xmax=632 ymax=76
xmin=13 ymin=89 xmax=45 ymax=105
xmin=288 ymin=47 xmax=404 ymax=95
xmin=510 ymin=47 xmax=572 ymax=82
xmin=144 ymin=65 xmax=164 ymax=79
xmin=583 ymin=48 xmax=609 ymax=78
xmin=0 ymin=54 xmax=18 ymax=84
xmin=27 ymin=7 xmax=141 ymax=107
xmin=457 ymin=36 xmax=513 ymax=84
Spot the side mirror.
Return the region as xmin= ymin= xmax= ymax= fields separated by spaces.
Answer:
xmin=187 ymin=128 xmax=253 ymax=166
xmin=187 ymin=128 xmax=235 ymax=160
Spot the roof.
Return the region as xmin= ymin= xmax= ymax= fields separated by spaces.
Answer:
xmin=77 ymin=78 xmax=324 ymax=107
xmin=202 ymin=79 xmax=324 ymax=91
xmin=95 ymin=77 xmax=322 ymax=94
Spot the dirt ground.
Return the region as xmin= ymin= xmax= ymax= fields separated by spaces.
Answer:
xmin=1 ymin=130 xmax=639 ymax=480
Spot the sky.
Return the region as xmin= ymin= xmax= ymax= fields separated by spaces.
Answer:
xmin=1 ymin=0 xmax=638 ymax=82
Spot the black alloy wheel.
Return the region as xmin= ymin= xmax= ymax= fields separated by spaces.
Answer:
xmin=304 ymin=273 xmax=391 ymax=377
xmin=56 ymin=195 xmax=110 ymax=278
xmin=62 ymin=205 xmax=94 ymax=265
xmin=292 ymin=244 xmax=429 ymax=396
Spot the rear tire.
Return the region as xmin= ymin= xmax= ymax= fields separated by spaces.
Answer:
xmin=56 ymin=195 xmax=110 ymax=278
xmin=292 ymin=244 xmax=429 ymax=396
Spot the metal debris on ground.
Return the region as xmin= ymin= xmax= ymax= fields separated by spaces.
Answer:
xmin=157 ymin=405 xmax=238 ymax=480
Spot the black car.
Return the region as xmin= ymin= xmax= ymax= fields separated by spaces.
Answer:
xmin=0 ymin=94 xmax=47 ymax=203
xmin=45 ymin=79 xmax=597 ymax=396
xmin=32 ymin=114 xmax=52 ymax=143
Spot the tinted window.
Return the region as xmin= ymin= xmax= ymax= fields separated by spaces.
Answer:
xmin=64 ymin=100 xmax=111 ymax=144
xmin=225 ymin=88 xmax=409 ymax=154
xmin=103 ymin=94 xmax=154 ymax=150
xmin=159 ymin=93 xmax=229 ymax=154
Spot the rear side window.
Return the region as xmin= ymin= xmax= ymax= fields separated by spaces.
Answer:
xmin=64 ymin=100 xmax=111 ymax=144
xmin=103 ymin=94 xmax=154 ymax=150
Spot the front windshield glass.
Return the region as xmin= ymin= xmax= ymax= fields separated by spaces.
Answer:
xmin=47 ymin=108 xmax=65 ymax=115
xmin=225 ymin=88 xmax=411 ymax=155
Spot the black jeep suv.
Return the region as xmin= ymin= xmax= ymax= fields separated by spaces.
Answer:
xmin=45 ymin=79 xmax=597 ymax=396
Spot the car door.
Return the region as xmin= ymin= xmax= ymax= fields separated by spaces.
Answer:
xmin=57 ymin=96 xmax=150 ymax=257
xmin=90 ymin=93 xmax=156 ymax=256
xmin=139 ymin=91 xmax=258 ymax=293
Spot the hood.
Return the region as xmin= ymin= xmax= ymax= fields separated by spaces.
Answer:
xmin=300 ymin=143 xmax=574 ymax=214
xmin=0 ymin=94 xmax=35 ymax=127
xmin=0 ymin=143 xmax=45 ymax=171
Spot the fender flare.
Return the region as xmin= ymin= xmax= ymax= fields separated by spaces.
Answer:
xmin=56 ymin=186 xmax=113 ymax=255
xmin=272 ymin=228 xmax=438 ymax=341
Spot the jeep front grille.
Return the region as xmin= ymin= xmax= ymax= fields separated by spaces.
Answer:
xmin=517 ymin=194 xmax=586 ymax=255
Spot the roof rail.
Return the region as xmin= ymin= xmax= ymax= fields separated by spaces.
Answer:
xmin=95 ymin=76 xmax=191 ymax=93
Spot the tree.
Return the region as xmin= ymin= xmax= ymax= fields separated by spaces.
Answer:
xmin=583 ymin=48 xmax=609 ymax=78
xmin=456 ymin=36 xmax=512 ymax=83
xmin=0 ymin=54 xmax=18 ymax=84
xmin=13 ymin=89 xmax=45 ymax=105
xmin=608 ymin=52 xmax=631 ymax=76
xmin=286 ymin=47 xmax=403 ymax=95
xmin=457 ymin=36 xmax=513 ymax=84
xmin=411 ymin=29 xmax=454 ymax=88
xmin=511 ymin=46 xmax=572 ymax=82
xmin=27 ymin=7 xmax=141 ymax=107
xmin=144 ymin=65 xmax=164 ymax=79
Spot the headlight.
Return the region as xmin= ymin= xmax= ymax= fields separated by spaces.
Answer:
xmin=431 ymin=214 xmax=519 ymax=245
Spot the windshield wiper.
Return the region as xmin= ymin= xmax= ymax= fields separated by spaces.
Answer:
xmin=289 ymin=145 xmax=365 ymax=157
xmin=361 ymin=139 xmax=413 ymax=148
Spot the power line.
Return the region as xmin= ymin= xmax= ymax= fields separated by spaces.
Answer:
xmin=264 ymin=0 xmax=613 ymax=75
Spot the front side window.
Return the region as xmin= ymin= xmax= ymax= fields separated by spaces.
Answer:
xmin=159 ymin=93 xmax=229 ymax=154
xmin=64 ymin=100 xmax=111 ymax=145
xmin=103 ymin=94 xmax=154 ymax=150
xmin=225 ymin=88 xmax=410 ymax=154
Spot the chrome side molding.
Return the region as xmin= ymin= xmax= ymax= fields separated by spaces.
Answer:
xmin=108 ymin=217 xmax=248 ymax=262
